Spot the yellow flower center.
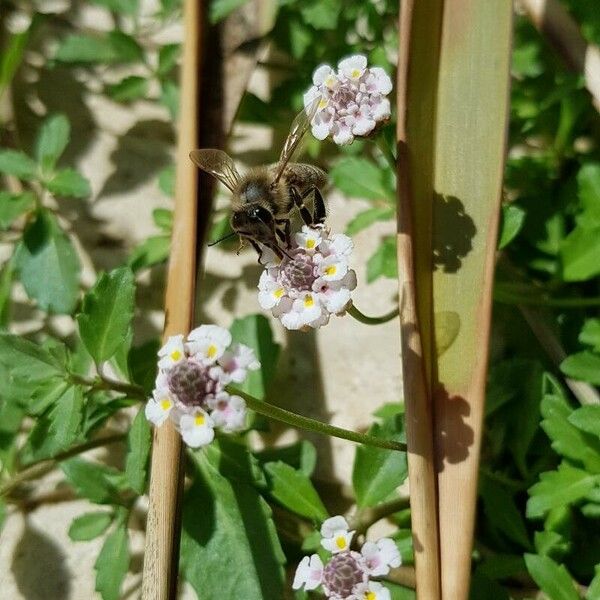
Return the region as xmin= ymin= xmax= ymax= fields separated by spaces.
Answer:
xmin=304 ymin=295 xmax=314 ymax=308
xmin=194 ymin=414 xmax=205 ymax=426
xmin=365 ymin=593 xmax=376 ymax=600
xmin=160 ymin=398 xmax=172 ymax=411
xmin=306 ymin=238 xmax=316 ymax=249
xmin=324 ymin=265 xmax=337 ymax=276
xmin=318 ymin=98 xmax=329 ymax=109
xmin=206 ymin=344 xmax=217 ymax=359
xmin=335 ymin=536 xmax=347 ymax=550
xmin=273 ymin=288 xmax=284 ymax=299
xmin=324 ymin=74 xmax=337 ymax=87
xmin=170 ymin=349 xmax=182 ymax=361
xmin=351 ymin=68 xmax=362 ymax=78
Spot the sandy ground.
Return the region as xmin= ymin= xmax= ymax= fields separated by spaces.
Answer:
xmin=0 ymin=4 xmax=402 ymax=598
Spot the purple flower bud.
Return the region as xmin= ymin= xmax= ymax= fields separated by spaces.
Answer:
xmin=322 ymin=551 xmax=367 ymax=598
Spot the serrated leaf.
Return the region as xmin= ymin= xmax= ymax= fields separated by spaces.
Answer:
xmin=180 ymin=450 xmax=285 ymax=600
xmin=209 ymin=0 xmax=250 ymax=23
xmin=330 ymin=157 xmax=395 ymax=202
xmin=46 ymin=168 xmax=91 ymax=198
xmin=0 ymin=150 xmax=37 ymax=179
xmin=527 ymin=462 xmax=599 ymax=519
xmin=367 ymin=236 xmax=398 ymax=282
xmin=47 ymin=386 xmax=84 ymax=454
xmin=94 ymin=523 xmax=129 ymax=600
xmin=352 ymin=414 xmax=408 ymax=507
xmin=229 ymin=314 xmax=280 ymax=400
xmin=264 ymin=461 xmax=328 ymax=520
xmin=35 ymin=114 xmax=69 ymax=174
xmin=498 ymin=203 xmax=526 ymax=249
xmin=561 ymin=351 xmax=600 ymax=385
xmin=106 ymin=75 xmax=148 ymax=102
xmin=0 ymin=191 xmax=35 ymax=229
xmin=68 ymin=511 xmax=113 ymax=541
xmin=524 ymin=554 xmax=579 ymax=600
xmin=77 ymin=267 xmax=135 ymax=363
xmin=157 ymin=44 xmax=180 ymax=76
xmin=61 ymin=458 xmax=125 ymax=504
xmin=568 ymin=406 xmax=600 ymax=438
xmin=128 ymin=235 xmax=170 ymax=272
xmin=0 ymin=333 xmax=65 ymax=381
xmin=15 ymin=210 xmax=81 ymax=314
xmin=124 ymin=408 xmax=151 ymax=494
xmin=346 ymin=206 xmax=395 ymax=236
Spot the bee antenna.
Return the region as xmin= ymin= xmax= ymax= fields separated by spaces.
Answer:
xmin=208 ymin=231 xmax=237 ymax=246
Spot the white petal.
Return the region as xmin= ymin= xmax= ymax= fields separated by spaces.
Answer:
xmin=311 ymin=121 xmax=331 ymax=141
xmin=322 ymin=287 xmax=351 ymax=314
xmin=338 ymin=54 xmax=368 ymax=79
xmin=186 ymin=325 xmax=231 ymax=363
xmin=321 ymin=529 xmax=355 ymax=554
xmin=341 ymin=269 xmax=358 ymax=291
xmin=378 ymin=537 xmax=402 ymax=568
xmin=179 ymin=410 xmax=215 ymax=448
xmin=157 ymin=335 xmax=186 ymax=369
xmin=303 ymin=85 xmax=320 ymax=107
xmin=321 ymin=515 xmax=350 ymax=538
xmin=369 ymin=67 xmax=393 ymax=95
xmin=367 ymin=581 xmax=391 ymax=600
xmin=332 ymin=124 xmax=354 ymax=146
xmin=145 ymin=398 xmax=172 ymax=427
xmin=317 ymin=255 xmax=348 ymax=282
xmin=293 ymin=554 xmax=323 ymax=591
xmin=371 ymin=97 xmax=391 ymax=121
xmin=313 ymin=64 xmax=334 ymax=86
xmin=330 ymin=234 xmax=354 ymax=256
xmin=352 ymin=115 xmax=376 ymax=136
xmin=210 ymin=394 xmax=247 ymax=433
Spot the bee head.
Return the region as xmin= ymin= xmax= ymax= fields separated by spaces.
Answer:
xmin=231 ymin=205 xmax=275 ymax=241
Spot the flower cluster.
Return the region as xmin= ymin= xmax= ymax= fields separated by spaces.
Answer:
xmin=293 ymin=516 xmax=401 ymax=600
xmin=145 ymin=325 xmax=260 ymax=448
xmin=258 ymin=226 xmax=357 ymax=331
xmin=304 ymin=55 xmax=393 ymax=145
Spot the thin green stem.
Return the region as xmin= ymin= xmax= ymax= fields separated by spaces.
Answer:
xmin=229 ymin=388 xmax=406 ymax=452
xmin=351 ymin=496 xmax=411 ymax=535
xmin=1 ymin=434 xmax=125 ymax=497
xmin=70 ymin=372 xmax=146 ymax=399
xmin=347 ymin=303 xmax=399 ymax=325
xmin=374 ymin=134 xmax=397 ymax=172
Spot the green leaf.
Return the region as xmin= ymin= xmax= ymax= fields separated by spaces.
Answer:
xmin=160 ymin=80 xmax=179 ymax=119
xmin=181 ymin=450 xmax=285 ymax=600
xmin=61 ymin=458 xmax=125 ymax=504
xmin=352 ymin=414 xmax=408 ymax=507
xmin=68 ymin=511 xmax=113 ymax=541
xmin=330 ymin=157 xmax=395 ymax=202
xmin=152 ymin=208 xmax=173 ymax=231
xmin=527 ymin=462 xmax=599 ymax=519
xmin=55 ymin=32 xmax=143 ymax=64
xmin=106 ymin=75 xmax=149 ymax=102
xmin=128 ymin=339 xmax=160 ymax=393
xmin=524 ymin=554 xmax=580 ymax=600
xmin=470 ymin=571 xmax=510 ymax=600
xmin=561 ymin=351 xmax=600 ymax=385
xmin=0 ymin=333 xmax=64 ymax=381
xmin=0 ymin=30 xmax=29 ymax=93
xmin=367 ymin=236 xmax=398 ymax=282
xmin=29 ymin=378 xmax=69 ymax=415
xmin=157 ymin=44 xmax=180 ymax=76
xmin=46 ymin=168 xmax=91 ymax=198
xmin=15 ymin=210 xmax=80 ymax=314
xmin=89 ymin=0 xmax=139 ymax=14
xmin=95 ymin=522 xmax=129 ymax=600
xmin=158 ymin=164 xmax=175 ymax=196
xmin=0 ymin=262 xmax=13 ymax=328
xmin=561 ymin=225 xmax=600 ymax=281
xmin=383 ymin=581 xmax=417 ymax=600
xmin=300 ymin=0 xmax=339 ymax=29
xmin=479 ymin=474 xmax=531 ymax=549
xmin=35 ymin=114 xmax=70 ymax=174
xmin=125 ymin=408 xmax=151 ymax=494
xmin=580 ymin=319 xmax=600 ymax=352
xmin=568 ymin=406 xmax=600 ymax=438
xmin=0 ymin=191 xmax=35 ymax=229
xmin=587 ymin=566 xmax=600 ymax=600
xmin=577 ymin=163 xmax=600 ymax=218
xmin=209 ymin=0 xmax=250 ymax=23
xmin=264 ymin=461 xmax=328 ymax=520
xmin=254 ymin=440 xmax=317 ymax=476
xmin=346 ymin=206 xmax=395 ymax=236
xmin=229 ymin=314 xmax=280 ymax=400
xmin=128 ymin=235 xmax=170 ymax=272
xmin=498 ymin=203 xmax=526 ymax=249
xmin=0 ymin=150 xmax=37 ymax=179
xmin=47 ymin=386 xmax=84 ymax=452
xmin=77 ymin=267 xmax=135 ymax=363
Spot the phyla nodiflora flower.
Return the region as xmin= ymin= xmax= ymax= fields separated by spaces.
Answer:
xmin=293 ymin=515 xmax=401 ymax=600
xmin=257 ymin=225 xmax=357 ymax=331
xmin=145 ymin=325 xmax=260 ymax=448
xmin=303 ymin=54 xmax=393 ymax=146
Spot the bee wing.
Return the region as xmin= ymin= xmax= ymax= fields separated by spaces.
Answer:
xmin=271 ymin=97 xmax=320 ymax=187
xmin=189 ymin=149 xmax=241 ymax=192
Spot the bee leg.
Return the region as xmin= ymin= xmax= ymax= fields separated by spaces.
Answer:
xmin=275 ymin=218 xmax=292 ymax=248
xmin=248 ymin=240 xmax=264 ymax=262
xmin=290 ymin=186 xmax=314 ymax=226
xmin=306 ymin=186 xmax=326 ymax=226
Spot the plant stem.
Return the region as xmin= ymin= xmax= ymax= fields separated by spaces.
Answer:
xmin=351 ymin=496 xmax=410 ymax=535
xmin=0 ymin=434 xmax=125 ymax=497
xmin=494 ymin=288 xmax=600 ymax=308
xmin=230 ymin=388 xmax=406 ymax=452
xmin=374 ymin=134 xmax=397 ymax=171
xmin=70 ymin=372 xmax=146 ymax=399
xmin=347 ymin=303 xmax=399 ymax=325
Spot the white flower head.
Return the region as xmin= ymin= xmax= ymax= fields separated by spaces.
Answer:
xmin=321 ymin=516 xmax=355 ymax=554
xmin=356 ymin=581 xmax=391 ymax=600
xmin=179 ymin=409 xmax=215 ymax=448
xmin=157 ymin=334 xmax=186 ymax=370
xmin=293 ymin=554 xmax=324 ymax=591
xmin=146 ymin=324 xmax=258 ymax=448
xmin=304 ymin=55 xmax=393 ymax=145
xmin=257 ymin=227 xmax=356 ymax=331
xmin=361 ymin=538 xmax=401 ymax=576
xmin=186 ymin=325 xmax=232 ymax=364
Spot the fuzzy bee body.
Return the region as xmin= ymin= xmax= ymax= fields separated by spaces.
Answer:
xmin=190 ymin=101 xmax=328 ymax=259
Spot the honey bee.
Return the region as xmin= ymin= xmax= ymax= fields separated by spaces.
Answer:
xmin=190 ymin=100 xmax=327 ymax=260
